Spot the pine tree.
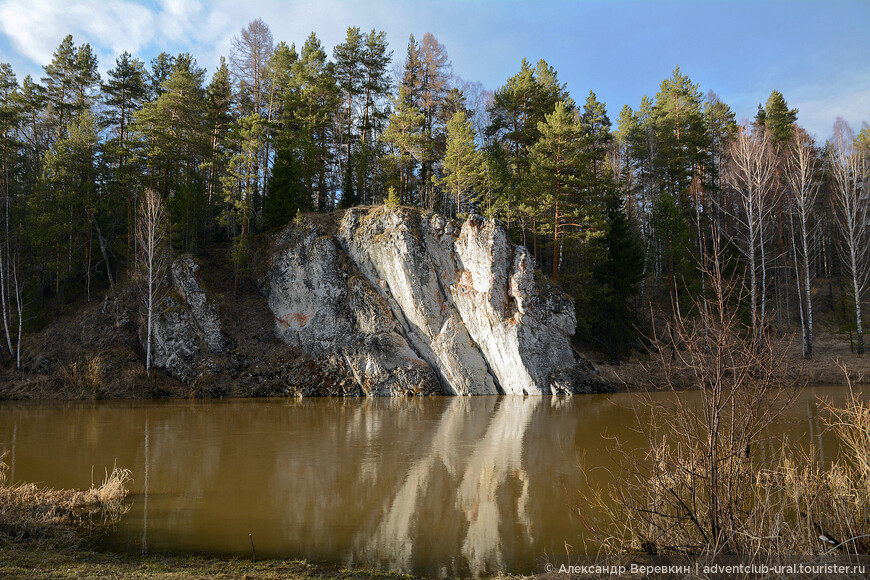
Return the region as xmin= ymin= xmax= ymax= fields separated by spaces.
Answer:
xmin=334 ymin=26 xmax=364 ymax=207
xmin=42 ymin=35 xmax=99 ymax=139
xmin=529 ymin=100 xmax=589 ymax=283
xmin=204 ymin=59 xmax=234 ymax=219
xmin=438 ymin=111 xmax=484 ymax=217
xmin=221 ymin=114 xmax=265 ymax=294
xmin=358 ymin=30 xmax=392 ymax=204
xmin=281 ymin=33 xmax=339 ymax=211
xmin=33 ymin=109 xmax=100 ymax=303
xmin=103 ymin=51 xmax=148 ymax=265
xmin=382 ymin=86 xmax=424 ymax=204
xmin=581 ymin=91 xmax=612 ymax=178
xmin=148 ymin=52 xmax=174 ymax=99
xmin=651 ymin=67 xmax=710 ymax=301
xmin=134 ymin=64 xmax=209 ymax=250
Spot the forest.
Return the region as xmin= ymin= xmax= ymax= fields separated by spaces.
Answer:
xmin=0 ymin=18 xmax=868 ymax=368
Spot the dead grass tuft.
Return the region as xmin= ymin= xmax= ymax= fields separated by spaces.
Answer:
xmin=0 ymin=454 xmax=131 ymax=547
xmin=58 ymin=355 xmax=104 ymax=397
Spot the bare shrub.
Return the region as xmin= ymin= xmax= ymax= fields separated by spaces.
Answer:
xmin=585 ymin=237 xmax=800 ymax=556
xmin=764 ymin=375 xmax=870 ymax=555
xmin=585 ymin=233 xmax=870 ymax=562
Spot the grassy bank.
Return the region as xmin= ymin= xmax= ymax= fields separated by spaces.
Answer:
xmin=0 ymin=544 xmax=426 ymax=580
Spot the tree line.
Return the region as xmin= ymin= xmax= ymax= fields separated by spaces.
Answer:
xmin=0 ymin=18 xmax=867 ymax=368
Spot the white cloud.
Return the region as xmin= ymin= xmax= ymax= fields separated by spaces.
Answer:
xmin=0 ymin=0 xmax=158 ymax=68
xmin=0 ymin=0 xmax=238 ymax=77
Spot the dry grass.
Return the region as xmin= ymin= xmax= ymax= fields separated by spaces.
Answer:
xmin=0 ymin=455 xmax=131 ymax=547
xmin=758 ymin=376 xmax=870 ymax=556
xmin=58 ymin=355 xmax=104 ymax=397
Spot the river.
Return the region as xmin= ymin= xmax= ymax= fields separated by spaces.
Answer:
xmin=0 ymin=386 xmax=854 ymax=576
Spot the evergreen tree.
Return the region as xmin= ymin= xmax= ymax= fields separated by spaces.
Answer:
xmin=148 ymin=52 xmax=175 ymax=99
xmin=264 ymin=144 xmax=306 ymax=228
xmin=358 ymin=29 xmax=392 ymax=204
xmin=32 ymin=109 xmax=100 ymax=303
xmin=334 ymin=26 xmax=364 ymax=207
xmin=203 ymin=58 xmax=235 ymax=231
xmin=760 ymin=90 xmax=798 ymax=144
xmin=587 ymin=184 xmax=645 ymax=357
xmin=651 ymin=67 xmax=710 ymax=302
xmin=281 ymin=33 xmax=339 ymax=211
xmin=529 ymin=100 xmax=590 ymax=283
xmin=402 ymin=32 xmax=451 ymax=209
xmin=133 ymin=65 xmax=209 ymax=250
xmin=42 ymin=36 xmax=99 ymax=139
xmin=581 ymin=90 xmax=612 ymax=177
xmin=221 ymin=114 xmax=265 ymax=293
xmin=486 ymin=59 xmax=569 ymax=257
xmin=102 ymin=51 xmax=148 ymax=263
xmin=438 ymin=111 xmax=484 ymax=217
xmin=382 ymin=86 xmax=424 ymax=204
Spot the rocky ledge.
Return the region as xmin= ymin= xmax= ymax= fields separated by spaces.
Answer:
xmin=146 ymin=207 xmax=608 ymax=396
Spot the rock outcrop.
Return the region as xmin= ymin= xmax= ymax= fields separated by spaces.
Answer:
xmin=254 ymin=220 xmax=440 ymax=396
xmin=144 ymin=255 xmax=231 ymax=384
xmin=144 ymin=208 xmax=606 ymax=396
xmin=255 ymin=207 xmax=606 ymax=395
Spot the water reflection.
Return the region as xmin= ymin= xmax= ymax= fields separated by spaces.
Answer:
xmin=0 ymin=387 xmax=855 ymax=577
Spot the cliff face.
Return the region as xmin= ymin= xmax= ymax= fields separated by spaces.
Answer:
xmin=252 ymin=207 xmax=606 ymax=396
xmin=253 ymin=220 xmax=440 ymax=396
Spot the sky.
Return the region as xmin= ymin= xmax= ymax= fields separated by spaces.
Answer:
xmin=0 ymin=0 xmax=867 ymax=141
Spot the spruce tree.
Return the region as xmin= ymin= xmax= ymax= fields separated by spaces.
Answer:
xmin=761 ymin=90 xmax=798 ymax=144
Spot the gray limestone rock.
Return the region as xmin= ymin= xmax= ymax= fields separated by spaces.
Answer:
xmin=144 ymin=254 xmax=229 ymax=383
xmin=256 ymin=218 xmax=441 ymax=396
xmin=143 ymin=208 xmax=608 ymax=396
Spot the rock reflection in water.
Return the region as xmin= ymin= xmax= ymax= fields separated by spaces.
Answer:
xmin=0 ymin=388 xmax=850 ymax=577
xmin=360 ymin=397 xmax=538 ymax=574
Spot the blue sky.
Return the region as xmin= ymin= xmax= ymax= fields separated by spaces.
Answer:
xmin=0 ymin=0 xmax=867 ymax=141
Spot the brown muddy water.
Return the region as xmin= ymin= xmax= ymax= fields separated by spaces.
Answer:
xmin=0 ymin=386 xmax=855 ymax=576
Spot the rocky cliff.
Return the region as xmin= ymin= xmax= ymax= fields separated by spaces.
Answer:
xmin=9 ymin=207 xmax=607 ymax=398
xmin=249 ymin=207 xmax=606 ymax=396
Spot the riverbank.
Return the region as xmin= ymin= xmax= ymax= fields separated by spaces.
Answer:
xmin=0 ymin=544 xmax=431 ymax=580
xmin=596 ymin=330 xmax=870 ymax=390
xmin=1 ymin=231 xmax=868 ymax=399
xmin=3 ymin=295 xmax=868 ymax=398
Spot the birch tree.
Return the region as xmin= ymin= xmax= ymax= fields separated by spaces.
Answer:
xmin=831 ymin=118 xmax=870 ymax=354
xmin=723 ymin=126 xmax=778 ymax=341
xmin=786 ymin=127 xmax=820 ymax=357
xmin=136 ymin=188 xmax=165 ymax=376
